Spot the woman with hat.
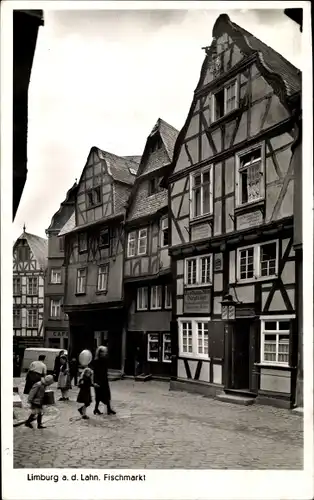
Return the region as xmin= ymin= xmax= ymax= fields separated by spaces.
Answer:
xmin=93 ymin=346 xmax=116 ymax=416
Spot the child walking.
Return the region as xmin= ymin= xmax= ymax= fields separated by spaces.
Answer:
xmin=77 ymin=367 xmax=93 ymax=420
xmin=57 ymin=355 xmax=71 ymax=401
xmin=25 ymin=375 xmax=54 ymax=429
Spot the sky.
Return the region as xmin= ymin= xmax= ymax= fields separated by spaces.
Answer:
xmin=12 ymin=6 xmax=302 ymax=241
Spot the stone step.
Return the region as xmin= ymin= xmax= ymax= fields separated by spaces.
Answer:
xmin=108 ymin=371 xmax=123 ymax=381
xmin=216 ymin=392 xmax=255 ymax=406
xmin=13 ymin=393 xmax=22 ymax=408
xmin=134 ymin=374 xmax=152 ymax=382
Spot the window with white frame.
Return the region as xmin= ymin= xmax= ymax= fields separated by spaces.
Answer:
xmin=261 ymin=318 xmax=291 ymax=365
xmin=190 ymin=168 xmax=213 ymax=219
xmin=165 ymin=285 xmax=172 ymax=309
xmin=127 ymin=232 xmax=136 ymax=257
xmin=185 ymin=255 xmax=212 ymax=287
xmin=13 ymin=309 xmax=21 ymax=327
xmin=212 ymin=79 xmax=238 ymax=122
xmin=236 ymin=146 xmax=264 ymax=206
xmin=27 ymin=309 xmax=38 ymax=328
xmin=147 ymin=333 xmax=159 ymax=362
xmin=137 ymin=228 xmax=148 ymax=255
xmin=137 ymin=287 xmax=148 ymax=310
xmin=78 ymin=232 xmax=87 ymax=253
xmin=151 ymin=285 xmax=162 ymax=310
xmin=161 ymin=217 xmax=169 ymax=247
xmin=50 ymin=299 xmax=62 ymax=318
xmin=162 ymin=333 xmax=172 ymax=363
xmin=179 ymin=319 xmax=210 ymax=359
xmin=13 ymin=277 xmax=21 ymax=295
xmin=237 ymin=241 xmax=278 ymax=281
xmin=76 ymin=268 xmax=87 ymax=294
xmin=27 ymin=277 xmax=38 ymax=295
xmin=97 ymin=264 xmax=109 ymax=292
xmin=51 ymin=269 xmax=62 ymax=284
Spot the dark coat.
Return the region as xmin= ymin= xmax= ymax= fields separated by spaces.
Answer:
xmin=77 ymin=371 xmax=93 ymax=407
xmin=93 ymin=358 xmax=111 ymax=404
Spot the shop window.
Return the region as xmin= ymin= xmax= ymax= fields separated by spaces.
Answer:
xmin=162 ymin=334 xmax=172 ymax=363
xmin=147 ymin=333 xmax=159 ymax=362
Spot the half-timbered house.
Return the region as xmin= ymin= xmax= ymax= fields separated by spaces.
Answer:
xmin=59 ymin=148 xmax=140 ymax=372
xmin=164 ymin=14 xmax=301 ymax=408
xmin=13 ymin=228 xmax=48 ymax=357
xmin=44 ymin=182 xmax=77 ymax=349
xmin=123 ymin=119 xmax=179 ymax=378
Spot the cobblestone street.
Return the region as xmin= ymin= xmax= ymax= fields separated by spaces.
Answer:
xmin=14 ymin=378 xmax=303 ymax=469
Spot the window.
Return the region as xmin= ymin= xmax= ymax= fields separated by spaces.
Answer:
xmin=51 ymin=269 xmax=62 ymax=284
xmin=27 ymin=277 xmax=38 ymax=295
xmin=99 ymin=229 xmax=109 ymax=248
xmin=149 ymin=177 xmax=161 ymax=196
xmin=137 ymin=287 xmax=148 ymax=311
xmin=18 ymin=245 xmax=30 ymax=261
xmin=161 ymin=217 xmax=169 ymax=247
xmin=13 ymin=277 xmax=21 ymax=295
xmin=59 ymin=236 xmax=64 ymax=252
xmin=27 ymin=309 xmax=38 ymax=328
xmin=185 ymin=255 xmax=212 ymax=287
xmin=147 ymin=333 xmax=159 ymax=362
xmin=237 ymin=146 xmax=264 ymax=206
xmin=237 ymin=241 xmax=278 ymax=282
xmin=97 ymin=264 xmax=109 ymax=292
xmin=137 ymin=228 xmax=148 ymax=255
xmin=127 ymin=232 xmax=136 ymax=257
xmin=165 ymin=285 xmax=172 ymax=309
xmin=162 ymin=334 xmax=172 ymax=363
xmin=179 ymin=319 xmax=210 ymax=359
xmin=87 ymin=187 xmax=101 ymax=208
xmin=78 ymin=233 xmax=87 ymax=253
xmin=13 ymin=309 xmax=21 ymax=327
xmin=190 ymin=167 xmax=213 ymax=219
xmin=261 ymin=318 xmax=291 ymax=365
xmin=151 ymin=285 xmax=162 ymax=310
xmin=50 ymin=299 xmax=62 ymax=318
xmin=212 ymin=79 xmax=238 ymax=122
xmin=76 ymin=268 xmax=87 ymax=294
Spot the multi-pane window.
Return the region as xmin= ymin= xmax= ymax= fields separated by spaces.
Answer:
xmin=27 ymin=309 xmax=38 ymax=328
xmin=225 ymin=81 xmax=237 ymax=113
xmin=50 ymin=299 xmax=62 ymax=318
xmin=97 ymin=264 xmax=109 ymax=292
xmin=137 ymin=287 xmax=148 ymax=311
xmin=13 ymin=277 xmax=21 ymax=295
xmin=212 ymin=80 xmax=238 ymax=122
xmin=147 ymin=333 xmax=159 ymax=362
xmin=261 ymin=319 xmax=291 ymax=365
xmin=165 ymin=285 xmax=172 ymax=309
xmin=161 ymin=217 xmax=169 ymax=247
xmin=150 ymin=285 xmax=162 ymax=310
xmin=137 ymin=228 xmax=148 ymax=255
xmin=127 ymin=232 xmax=136 ymax=257
xmin=78 ymin=232 xmax=87 ymax=253
xmin=237 ymin=241 xmax=278 ymax=281
xmin=179 ymin=319 xmax=210 ymax=359
xmin=237 ymin=147 xmax=263 ymax=205
xmin=13 ymin=309 xmax=21 ymax=327
xmin=99 ymin=229 xmax=109 ymax=248
xmin=27 ymin=277 xmax=38 ymax=295
xmin=76 ymin=268 xmax=87 ymax=294
xmin=51 ymin=269 xmax=62 ymax=284
xmin=163 ymin=334 xmax=172 ymax=363
xmin=185 ymin=255 xmax=212 ymax=287
xmin=191 ymin=168 xmax=212 ymax=219
xmin=87 ymin=187 xmax=101 ymax=208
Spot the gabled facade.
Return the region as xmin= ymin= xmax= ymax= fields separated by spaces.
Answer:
xmin=165 ymin=14 xmax=301 ymax=408
xmin=60 ymin=147 xmax=140 ymax=370
xmin=44 ymin=183 xmax=77 ymax=349
xmin=123 ymin=119 xmax=178 ymax=378
xmin=13 ymin=229 xmax=48 ymax=356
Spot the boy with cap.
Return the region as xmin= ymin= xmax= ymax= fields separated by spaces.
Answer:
xmin=25 ymin=375 xmax=54 ymax=429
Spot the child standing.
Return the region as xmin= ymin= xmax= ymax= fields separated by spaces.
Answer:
xmin=77 ymin=367 xmax=93 ymax=420
xmin=57 ymin=355 xmax=71 ymax=401
xmin=25 ymin=375 xmax=54 ymax=429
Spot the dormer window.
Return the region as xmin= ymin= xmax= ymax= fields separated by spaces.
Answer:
xmin=151 ymin=136 xmax=163 ymax=153
xmin=212 ymin=78 xmax=239 ymax=123
xmin=87 ymin=186 xmax=101 ymax=208
xmin=149 ymin=177 xmax=161 ymax=196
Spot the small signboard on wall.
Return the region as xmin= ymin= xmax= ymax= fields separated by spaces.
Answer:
xmin=184 ymin=288 xmax=211 ymax=314
xmin=236 ymin=210 xmax=263 ymax=231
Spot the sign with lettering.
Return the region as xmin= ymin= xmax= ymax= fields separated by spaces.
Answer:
xmin=236 ymin=307 xmax=256 ymax=318
xmin=236 ymin=210 xmax=263 ymax=230
xmin=214 ymin=254 xmax=223 ymax=271
xmin=49 ymin=331 xmax=68 ymax=338
xmin=184 ymin=288 xmax=211 ymax=314
xmin=191 ymin=223 xmax=210 ymax=241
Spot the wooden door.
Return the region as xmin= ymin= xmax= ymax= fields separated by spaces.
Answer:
xmin=232 ymin=320 xmax=251 ymax=390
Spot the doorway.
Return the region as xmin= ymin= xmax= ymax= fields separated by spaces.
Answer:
xmin=231 ymin=320 xmax=251 ymax=390
xmin=125 ymin=331 xmax=146 ymax=376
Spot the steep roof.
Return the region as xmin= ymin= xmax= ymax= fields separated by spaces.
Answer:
xmin=124 ymin=155 xmax=142 ymax=164
xmin=58 ymin=213 xmax=75 ymax=236
xmin=14 ymin=231 xmax=48 ymax=268
xmin=158 ymin=119 xmax=180 ymax=163
xmin=128 ymin=190 xmax=167 ymax=221
xmin=46 ymin=182 xmax=77 ymax=232
xmin=98 ymin=149 xmax=139 ymax=185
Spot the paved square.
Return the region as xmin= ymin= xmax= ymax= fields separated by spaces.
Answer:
xmin=14 ymin=379 xmax=303 ymax=469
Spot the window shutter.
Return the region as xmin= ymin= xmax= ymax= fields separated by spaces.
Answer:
xmin=208 ymin=321 xmax=225 ymax=359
